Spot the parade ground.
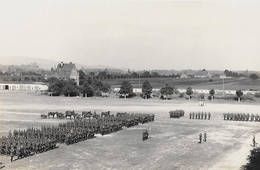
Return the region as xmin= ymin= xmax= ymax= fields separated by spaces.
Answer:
xmin=0 ymin=92 xmax=260 ymax=170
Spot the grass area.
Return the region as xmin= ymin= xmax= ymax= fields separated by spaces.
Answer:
xmin=104 ymin=77 xmax=260 ymax=90
xmin=0 ymin=92 xmax=260 ymax=170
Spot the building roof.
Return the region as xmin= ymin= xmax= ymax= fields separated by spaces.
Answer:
xmin=54 ymin=62 xmax=78 ymax=78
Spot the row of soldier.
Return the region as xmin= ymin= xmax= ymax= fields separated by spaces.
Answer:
xmin=169 ymin=110 xmax=185 ymax=118
xmin=0 ymin=112 xmax=155 ymax=162
xmin=189 ymin=112 xmax=211 ymax=120
xmin=0 ymin=127 xmax=57 ymax=162
xmin=223 ymin=113 xmax=260 ymax=121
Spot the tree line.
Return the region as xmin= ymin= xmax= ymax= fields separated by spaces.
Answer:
xmin=47 ymin=77 xmax=110 ymax=97
xmin=118 ymin=80 xmax=246 ymax=102
xmin=48 ymin=76 xmax=249 ymax=102
xmin=82 ymin=69 xmax=259 ymax=80
xmin=79 ymin=70 xmax=180 ymax=81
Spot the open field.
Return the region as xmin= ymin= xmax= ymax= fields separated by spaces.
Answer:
xmin=0 ymin=91 xmax=260 ymax=170
xmin=106 ymin=77 xmax=260 ymax=90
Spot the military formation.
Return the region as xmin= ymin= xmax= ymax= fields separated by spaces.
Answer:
xmin=169 ymin=110 xmax=185 ymax=118
xmin=189 ymin=112 xmax=211 ymax=120
xmin=223 ymin=113 xmax=260 ymax=121
xmin=0 ymin=127 xmax=57 ymax=162
xmin=1 ymin=112 xmax=155 ymax=162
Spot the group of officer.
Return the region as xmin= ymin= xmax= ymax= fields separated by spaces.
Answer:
xmin=0 ymin=112 xmax=155 ymax=162
xmin=223 ymin=113 xmax=260 ymax=121
xmin=189 ymin=112 xmax=211 ymax=120
xmin=199 ymin=131 xmax=207 ymax=143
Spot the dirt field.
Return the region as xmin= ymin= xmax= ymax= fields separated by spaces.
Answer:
xmin=0 ymin=91 xmax=260 ymax=170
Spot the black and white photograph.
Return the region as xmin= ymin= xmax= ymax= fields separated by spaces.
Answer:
xmin=0 ymin=0 xmax=260 ymax=169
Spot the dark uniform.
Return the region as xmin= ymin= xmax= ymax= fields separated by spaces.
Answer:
xmin=203 ymin=131 xmax=207 ymax=142
xmin=253 ymin=135 xmax=256 ymax=147
xmin=199 ymin=133 xmax=202 ymax=143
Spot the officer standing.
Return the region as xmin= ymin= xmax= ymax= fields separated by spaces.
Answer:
xmin=10 ymin=146 xmax=15 ymax=162
xmin=253 ymin=135 xmax=256 ymax=147
xmin=199 ymin=133 xmax=202 ymax=143
xmin=203 ymin=131 xmax=207 ymax=142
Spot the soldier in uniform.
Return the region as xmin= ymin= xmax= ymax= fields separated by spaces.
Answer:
xmin=251 ymin=114 xmax=254 ymax=121
xmin=190 ymin=112 xmax=192 ymax=119
xmin=204 ymin=112 xmax=207 ymax=120
xmin=252 ymin=135 xmax=256 ymax=147
xmin=142 ymin=129 xmax=149 ymax=141
xmin=192 ymin=112 xmax=195 ymax=119
xmin=208 ymin=112 xmax=211 ymax=120
xmin=198 ymin=112 xmax=200 ymax=119
xmin=10 ymin=146 xmax=15 ymax=162
xmin=199 ymin=133 xmax=202 ymax=143
xmin=203 ymin=131 xmax=207 ymax=142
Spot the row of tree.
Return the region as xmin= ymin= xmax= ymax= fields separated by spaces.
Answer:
xmin=79 ymin=70 xmax=180 ymax=80
xmin=48 ymin=77 xmax=245 ymax=102
xmin=118 ymin=80 xmax=245 ymax=102
xmin=48 ymin=77 xmax=110 ymax=97
xmin=82 ymin=69 xmax=260 ymax=80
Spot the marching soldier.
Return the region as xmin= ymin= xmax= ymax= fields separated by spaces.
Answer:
xmin=192 ymin=112 xmax=195 ymax=119
xmin=204 ymin=113 xmax=207 ymax=120
xmin=208 ymin=112 xmax=211 ymax=120
xmin=190 ymin=112 xmax=192 ymax=119
xmin=198 ymin=112 xmax=200 ymax=119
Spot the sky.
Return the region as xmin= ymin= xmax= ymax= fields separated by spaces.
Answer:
xmin=0 ymin=0 xmax=260 ymax=71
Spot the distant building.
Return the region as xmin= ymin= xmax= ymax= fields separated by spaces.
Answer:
xmin=180 ymin=72 xmax=188 ymax=78
xmin=194 ymin=70 xmax=212 ymax=78
xmin=0 ymin=83 xmax=48 ymax=91
xmin=50 ymin=62 xmax=79 ymax=85
xmin=220 ymin=74 xmax=232 ymax=79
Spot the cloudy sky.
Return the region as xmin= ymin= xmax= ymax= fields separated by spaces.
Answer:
xmin=0 ymin=0 xmax=260 ymax=70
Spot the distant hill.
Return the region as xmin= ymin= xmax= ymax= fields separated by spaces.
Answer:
xmin=0 ymin=56 xmax=57 ymax=69
xmin=0 ymin=56 xmax=127 ymax=72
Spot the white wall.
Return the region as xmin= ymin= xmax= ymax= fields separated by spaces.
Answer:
xmin=0 ymin=83 xmax=48 ymax=91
